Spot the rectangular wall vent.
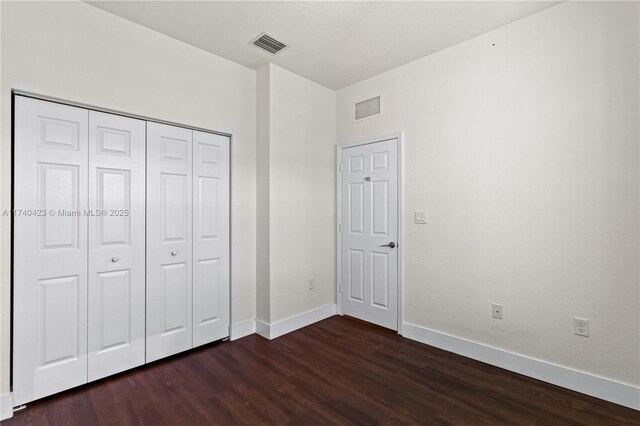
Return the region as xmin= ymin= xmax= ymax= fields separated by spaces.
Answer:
xmin=251 ymin=33 xmax=288 ymax=55
xmin=354 ymin=96 xmax=382 ymax=121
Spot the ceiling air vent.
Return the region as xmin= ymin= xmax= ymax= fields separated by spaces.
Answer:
xmin=251 ymin=32 xmax=288 ymax=55
xmin=354 ymin=95 xmax=382 ymax=121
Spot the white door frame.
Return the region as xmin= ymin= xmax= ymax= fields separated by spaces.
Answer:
xmin=336 ymin=131 xmax=404 ymax=335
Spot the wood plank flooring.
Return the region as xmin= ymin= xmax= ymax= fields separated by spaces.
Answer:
xmin=3 ymin=316 xmax=638 ymax=425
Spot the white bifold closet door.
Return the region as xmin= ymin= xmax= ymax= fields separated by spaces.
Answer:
xmin=14 ymin=96 xmax=230 ymax=404
xmin=192 ymin=130 xmax=230 ymax=347
xmin=13 ymin=97 xmax=146 ymax=405
xmin=146 ymin=123 xmax=230 ymax=362
xmin=13 ymin=97 xmax=89 ymax=405
xmin=87 ymin=111 xmax=146 ymax=381
xmin=146 ymin=123 xmax=194 ymax=362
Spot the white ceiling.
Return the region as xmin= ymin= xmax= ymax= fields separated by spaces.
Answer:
xmin=87 ymin=1 xmax=560 ymax=90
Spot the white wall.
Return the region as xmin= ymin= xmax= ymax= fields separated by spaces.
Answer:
xmin=258 ymin=64 xmax=336 ymax=324
xmin=0 ymin=0 xmax=257 ymax=396
xmin=256 ymin=65 xmax=271 ymax=323
xmin=269 ymin=64 xmax=336 ymax=321
xmin=337 ymin=1 xmax=639 ymax=387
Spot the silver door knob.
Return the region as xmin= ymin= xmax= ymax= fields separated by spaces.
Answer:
xmin=379 ymin=242 xmax=396 ymax=249
xmin=171 ymin=250 xmax=178 ymax=256
xmin=111 ymin=257 xmax=119 ymax=263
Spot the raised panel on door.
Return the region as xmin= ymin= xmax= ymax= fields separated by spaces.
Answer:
xmin=161 ymin=173 xmax=188 ymax=241
xmin=13 ymin=97 xmax=89 ymax=405
xmin=192 ymin=131 xmax=230 ymax=347
xmin=348 ymin=250 xmax=364 ymax=302
xmin=341 ymin=139 xmax=398 ymax=330
xmin=146 ymin=122 xmax=193 ymax=362
xmin=349 ymin=182 xmax=364 ymax=234
xmin=371 ymin=252 xmax=389 ymax=308
xmin=88 ymin=111 xmax=146 ymax=381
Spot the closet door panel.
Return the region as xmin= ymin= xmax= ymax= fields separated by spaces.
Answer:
xmin=192 ymin=131 xmax=230 ymax=347
xmin=146 ymin=122 xmax=193 ymax=362
xmin=13 ymin=97 xmax=89 ymax=405
xmin=87 ymin=111 xmax=146 ymax=381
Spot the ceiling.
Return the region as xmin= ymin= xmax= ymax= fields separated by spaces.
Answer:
xmin=87 ymin=1 xmax=560 ymax=90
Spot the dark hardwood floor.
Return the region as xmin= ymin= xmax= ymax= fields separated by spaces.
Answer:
xmin=3 ymin=316 xmax=638 ymax=425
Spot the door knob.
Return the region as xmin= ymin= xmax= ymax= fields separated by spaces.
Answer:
xmin=171 ymin=250 xmax=178 ymax=256
xmin=111 ymin=257 xmax=119 ymax=263
xmin=380 ymin=242 xmax=396 ymax=249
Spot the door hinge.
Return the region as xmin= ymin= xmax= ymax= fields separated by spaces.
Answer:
xmin=339 ymin=224 xmax=343 ymax=232
xmin=339 ymin=163 xmax=343 ymax=172
xmin=339 ymin=285 xmax=343 ymax=293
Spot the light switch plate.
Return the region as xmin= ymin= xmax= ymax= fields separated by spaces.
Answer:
xmin=414 ymin=211 xmax=427 ymax=224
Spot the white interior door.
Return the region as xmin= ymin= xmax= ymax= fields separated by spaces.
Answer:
xmin=13 ymin=97 xmax=89 ymax=405
xmin=87 ymin=111 xmax=146 ymax=381
xmin=146 ymin=122 xmax=193 ymax=362
xmin=340 ymin=139 xmax=398 ymax=330
xmin=192 ymin=131 xmax=230 ymax=346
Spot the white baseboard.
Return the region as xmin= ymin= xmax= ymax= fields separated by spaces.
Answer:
xmin=1 ymin=393 xmax=13 ymax=420
xmin=256 ymin=319 xmax=270 ymax=338
xmin=256 ymin=303 xmax=337 ymax=340
xmin=402 ymin=322 xmax=640 ymax=411
xmin=230 ymin=319 xmax=256 ymax=341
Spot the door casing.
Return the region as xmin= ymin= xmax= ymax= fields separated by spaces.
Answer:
xmin=336 ymin=131 xmax=404 ymax=334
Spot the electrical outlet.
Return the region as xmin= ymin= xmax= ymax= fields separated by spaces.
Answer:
xmin=308 ymin=278 xmax=315 ymax=290
xmin=574 ymin=318 xmax=589 ymax=337
xmin=492 ymin=303 xmax=503 ymax=319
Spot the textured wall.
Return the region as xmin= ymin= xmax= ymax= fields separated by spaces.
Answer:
xmin=336 ymin=2 xmax=639 ymax=386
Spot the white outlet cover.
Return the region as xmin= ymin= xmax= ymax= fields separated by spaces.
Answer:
xmin=574 ymin=317 xmax=589 ymax=337
xmin=414 ymin=211 xmax=427 ymax=224
xmin=492 ymin=303 xmax=503 ymax=319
